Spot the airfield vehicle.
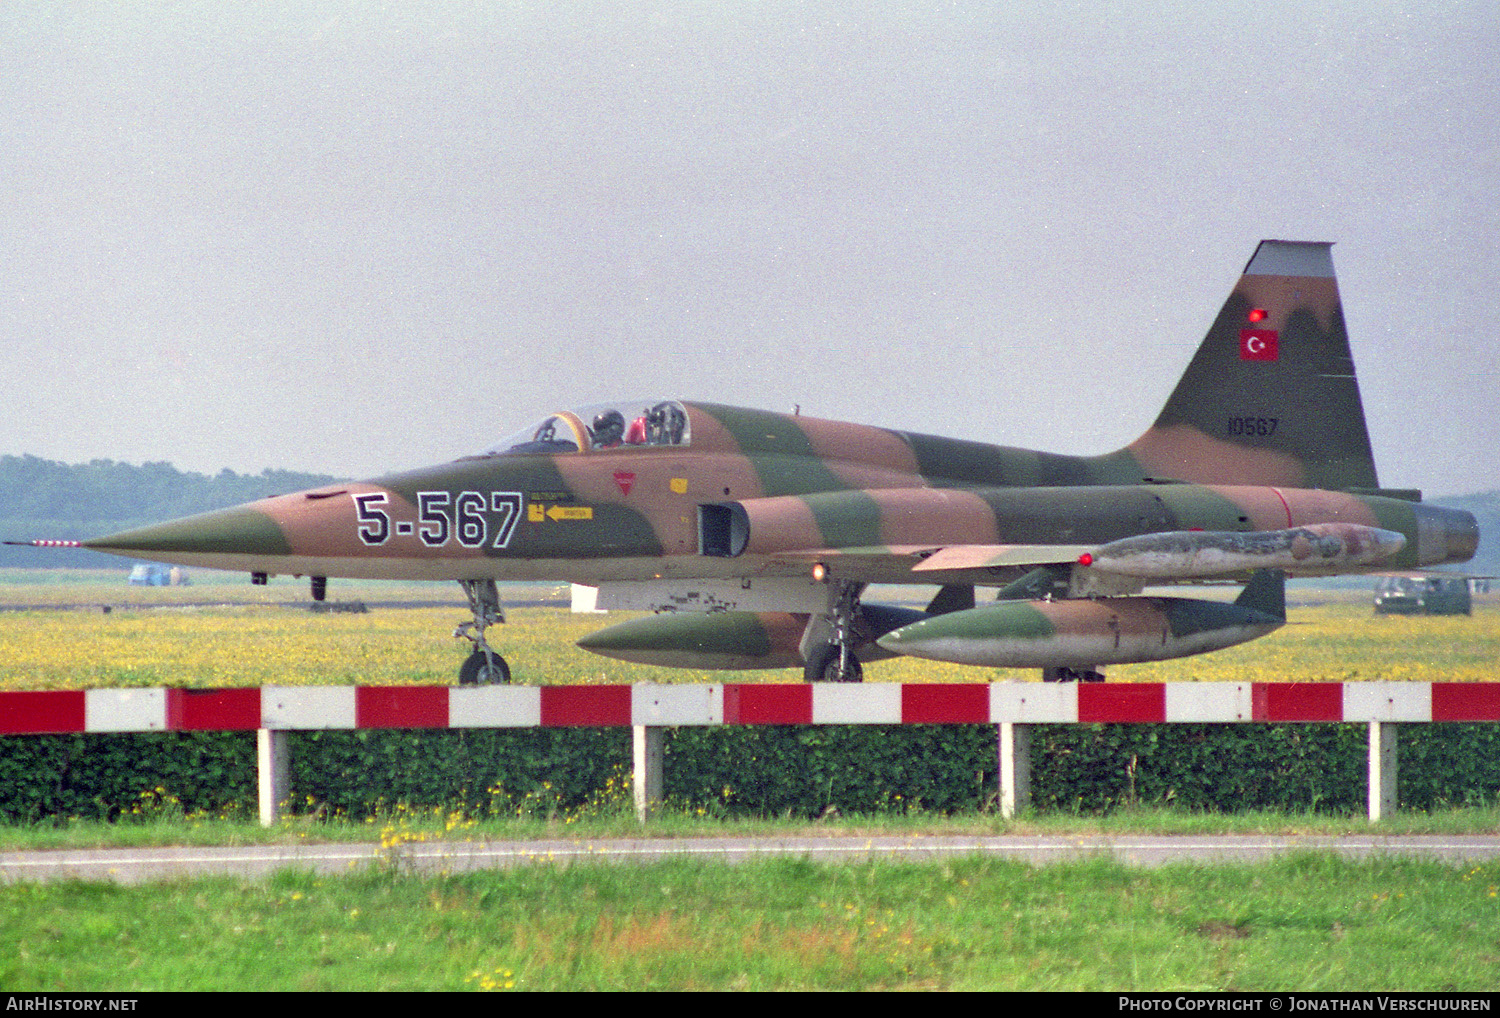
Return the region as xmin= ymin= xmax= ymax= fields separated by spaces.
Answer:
xmin=1373 ymin=575 xmax=1472 ymax=616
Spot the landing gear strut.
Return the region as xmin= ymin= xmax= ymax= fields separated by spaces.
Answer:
xmin=455 ymin=579 xmax=510 ymax=685
xmin=803 ymin=579 xmax=865 ymax=682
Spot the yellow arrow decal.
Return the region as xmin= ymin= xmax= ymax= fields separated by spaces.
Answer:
xmin=546 ymin=505 xmax=593 ymax=521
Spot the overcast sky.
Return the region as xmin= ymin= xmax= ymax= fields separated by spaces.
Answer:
xmin=3 ymin=2 xmax=1496 ymax=497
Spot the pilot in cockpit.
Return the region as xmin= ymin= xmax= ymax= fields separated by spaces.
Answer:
xmin=591 ymin=410 xmax=626 ymax=449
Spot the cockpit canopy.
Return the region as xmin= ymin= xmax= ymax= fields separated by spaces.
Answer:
xmin=486 ymin=400 xmax=691 ymax=456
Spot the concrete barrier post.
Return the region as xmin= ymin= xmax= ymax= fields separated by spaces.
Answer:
xmin=633 ymin=725 xmax=663 ymax=822
xmin=1368 ymin=721 xmax=1398 ymax=823
xmin=258 ymin=728 xmax=289 ymax=828
xmin=999 ymin=722 xmax=1032 ymax=819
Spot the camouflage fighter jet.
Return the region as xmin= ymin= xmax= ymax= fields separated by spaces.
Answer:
xmin=60 ymin=241 xmax=1480 ymax=683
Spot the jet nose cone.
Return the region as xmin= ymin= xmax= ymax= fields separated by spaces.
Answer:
xmin=84 ymin=505 xmax=291 ymax=559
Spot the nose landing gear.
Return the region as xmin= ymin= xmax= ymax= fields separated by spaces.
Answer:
xmin=455 ymin=579 xmax=511 ymax=684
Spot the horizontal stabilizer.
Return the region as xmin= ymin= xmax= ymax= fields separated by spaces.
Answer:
xmin=910 ymin=544 xmax=1096 ymax=573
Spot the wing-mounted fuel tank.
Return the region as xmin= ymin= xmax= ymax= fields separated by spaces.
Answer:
xmin=876 ymin=569 xmax=1287 ymax=670
xmin=580 ymin=569 xmax=1290 ymax=675
xmin=577 ymin=610 xmax=814 ymax=670
xmin=576 ymin=603 xmax=927 ymax=671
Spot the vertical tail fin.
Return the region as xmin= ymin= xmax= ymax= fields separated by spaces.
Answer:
xmin=1125 ymin=241 xmax=1380 ymax=490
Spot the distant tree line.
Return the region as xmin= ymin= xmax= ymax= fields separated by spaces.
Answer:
xmin=0 ymin=454 xmax=338 ymax=568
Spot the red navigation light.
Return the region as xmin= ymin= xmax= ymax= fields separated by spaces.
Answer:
xmin=1077 ymin=552 xmax=1094 ymax=567
xmin=1247 ymin=308 xmax=1268 ymax=323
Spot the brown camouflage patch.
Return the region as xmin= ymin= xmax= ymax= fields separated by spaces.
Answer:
xmin=1128 ymin=424 xmax=1309 ymax=487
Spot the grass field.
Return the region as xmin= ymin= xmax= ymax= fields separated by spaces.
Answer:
xmin=1 ymin=570 xmax=1496 ymax=689
xmin=4 ymin=849 xmax=1498 ymax=991
xmin=6 ymin=796 xmax=1500 ymax=991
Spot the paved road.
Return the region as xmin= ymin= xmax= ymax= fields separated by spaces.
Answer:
xmin=0 ymin=599 xmax=557 ymax=613
xmin=5 ymin=834 xmax=1500 ymax=884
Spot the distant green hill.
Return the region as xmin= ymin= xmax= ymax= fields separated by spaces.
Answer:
xmin=0 ymin=455 xmax=339 ymax=569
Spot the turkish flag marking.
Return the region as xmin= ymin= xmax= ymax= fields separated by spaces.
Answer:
xmin=613 ymin=471 xmax=636 ymax=496
xmin=1240 ymin=329 xmax=1279 ymax=361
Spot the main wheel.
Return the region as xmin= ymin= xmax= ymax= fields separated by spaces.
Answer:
xmin=459 ymin=650 xmax=511 ymax=685
xmin=1042 ymin=666 xmax=1105 ymax=683
xmin=803 ymin=644 xmax=863 ymax=683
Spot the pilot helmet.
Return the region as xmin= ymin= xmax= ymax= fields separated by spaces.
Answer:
xmin=592 ymin=410 xmax=625 ymax=446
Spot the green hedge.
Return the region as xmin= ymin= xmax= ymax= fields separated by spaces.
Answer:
xmin=0 ymin=731 xmax=258 ymax=822
xmin=3 ymin=723 xmax=1499 ymax=822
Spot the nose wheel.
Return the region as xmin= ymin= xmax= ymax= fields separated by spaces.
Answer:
xmin=459 ymin=648 xmax=511 ymax=685
xmin=455 ymin=579 xmax=511 ymax=684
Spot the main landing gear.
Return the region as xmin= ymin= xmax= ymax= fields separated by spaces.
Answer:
xmin=1042 ymin=666 xmax=1106 ymax=683
xmin=455 ymin=579 xmax=511 ymax=685
xmin=802 ymin=579 xmax=865 ymax=683
xmin=804 ymin=643 xmax=864 ymax=683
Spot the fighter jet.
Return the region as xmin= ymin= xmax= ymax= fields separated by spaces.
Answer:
xmin=58 ymin=241 xmax=1479 ymax=684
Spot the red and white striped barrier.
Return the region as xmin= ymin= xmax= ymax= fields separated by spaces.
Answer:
xmin=4 ymin=682 xmax=1500 ymax=735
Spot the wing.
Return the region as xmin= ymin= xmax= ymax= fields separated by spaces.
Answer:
xmin=755 ymin=523 xmax=1407 ymax=587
